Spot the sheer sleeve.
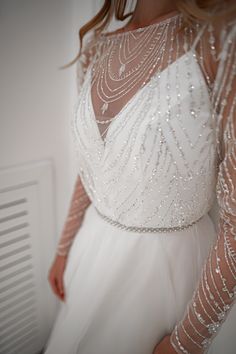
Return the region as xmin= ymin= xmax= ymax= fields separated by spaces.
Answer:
xmin=170 ymin=20 xmax=236 ymax=354
xmin=55 ymin=34 xmax=96 ymax=257
xmin=55 ymin=175 xmax=91 ymax=257
xmin=75 ymin=32 xmax=97 ymax=95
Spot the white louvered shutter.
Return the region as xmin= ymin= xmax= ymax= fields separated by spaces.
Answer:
xmin=0 ymin=160 xmax=58 ymax=354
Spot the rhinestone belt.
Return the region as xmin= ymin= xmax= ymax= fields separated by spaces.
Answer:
xmin=94 ymin=206 xmax=204 ymax=233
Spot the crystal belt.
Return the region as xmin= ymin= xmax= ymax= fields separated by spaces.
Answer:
xmin=94 ymin=206 xmax=204 ymax=233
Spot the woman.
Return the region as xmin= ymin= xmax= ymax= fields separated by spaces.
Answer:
xmin=44 ymin=0 xmax=236 ymax=353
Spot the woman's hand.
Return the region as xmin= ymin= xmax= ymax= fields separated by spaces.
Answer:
xmin=48 ymin=254 xmax=68 ymax=302
xmin=152 ymin=335 xmax=177 ymax=354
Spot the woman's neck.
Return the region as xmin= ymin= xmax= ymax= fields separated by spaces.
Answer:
xmin=128 ymin=0 xmax=178 ymax=29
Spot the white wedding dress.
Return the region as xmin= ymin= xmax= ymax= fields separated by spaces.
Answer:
xmin=43 ymin=11 xmax=236 ymax=354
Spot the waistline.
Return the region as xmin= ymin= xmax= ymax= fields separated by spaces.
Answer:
xmin=94 ymin=206 xmax=204 ymax=233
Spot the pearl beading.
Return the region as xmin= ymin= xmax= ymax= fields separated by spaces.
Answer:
xmin=94 ymin=205 xmax=204 ymax=233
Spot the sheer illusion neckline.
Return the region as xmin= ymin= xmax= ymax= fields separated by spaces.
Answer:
xmin=100 ymin=10 xmax=182 ymax=39
xmin=89 ymin=9 xmax=206 ymax=147
xmin=88 ymin=48 xmax=204 ymax=149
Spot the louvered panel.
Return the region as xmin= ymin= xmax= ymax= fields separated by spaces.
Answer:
xmin=0 ymin=161 xmax=57 ymax=354
xmin=0 ymin=187 xmax=41 ymax=354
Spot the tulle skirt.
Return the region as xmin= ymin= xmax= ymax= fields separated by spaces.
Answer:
xmin=43 ymin=203 xmax=218 ymax=354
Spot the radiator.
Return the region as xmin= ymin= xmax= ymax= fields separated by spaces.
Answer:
xmin=0 ymin=160 xmax=58 ymax=354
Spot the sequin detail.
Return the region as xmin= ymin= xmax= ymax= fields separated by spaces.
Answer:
xmin=57 ymin=13 xmax=236 ymax=354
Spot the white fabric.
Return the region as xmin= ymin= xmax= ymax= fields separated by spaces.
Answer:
xmin=72 ymin=49 xmax=217 ymax=229
xmin=44 ymin=12 xmax=236 ymax=354
xmin=44 ymin=203 xmax=216 ymax=354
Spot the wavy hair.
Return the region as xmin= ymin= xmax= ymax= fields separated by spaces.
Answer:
xmin=60 ymin=0 xmax=236 ymax=70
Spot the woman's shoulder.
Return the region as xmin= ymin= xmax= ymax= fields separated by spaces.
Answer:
xmin=205 ymin=17 xmax=236 ymax=58
xmin=195 ymin=17 xmax=236 ymax=87
xmin=76 ymin=31 xmax=101 ymax=92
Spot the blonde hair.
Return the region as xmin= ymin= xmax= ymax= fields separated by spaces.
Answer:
xmin=60 ymin=0 xmax=236 ymax=70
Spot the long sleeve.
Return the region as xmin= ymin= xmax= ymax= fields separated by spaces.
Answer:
xmin=56 ymin=175 xmax=91 ymax=257
xmin=170 ymin=21 xmax=236 ymax=354
xmin=55 ymin=33 xmax=96 ymax=257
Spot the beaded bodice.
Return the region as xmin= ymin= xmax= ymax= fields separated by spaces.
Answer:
xmin=59 ymin=10 xmax=236 ymax=354
xmin=73 ymin=45 xmax=217 ymax=229
xmin=71 ymin=13 xmax=218 ymax=229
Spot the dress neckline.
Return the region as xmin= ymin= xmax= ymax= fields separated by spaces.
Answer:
xmin=87 ymin=47 xmax=211 ymax=150
xmin=100 ymin=10 xmax=181 ymax=39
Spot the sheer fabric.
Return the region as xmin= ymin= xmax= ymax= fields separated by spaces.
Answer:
xmin=56 ymin=175 xmax=91 ymax=256
xmin=56 ymin=11 xmax=236 ymax=353
xmin=170 ymin=20 xmax=236 ymax=354
xmin=90 ymin=13 xmax=196 ymax=143
xmin=55 ymin=32 xmax=95 ymax=257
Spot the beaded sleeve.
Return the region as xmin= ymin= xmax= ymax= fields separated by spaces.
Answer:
xmin=170 ymin=21 xmax=236 ymax=354
xmin=55 ymin=34 xmax=96 ymax=257
xmin=75 ymin=32 xmax=97 ymax=95
xmin=55 ymin=175 xmax=91 ymax=257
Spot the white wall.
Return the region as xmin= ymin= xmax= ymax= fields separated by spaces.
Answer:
xmin=0 ymin=0 xmax=93 ymax=249
xmin=0 ymin=1 xmax=94 ymax=348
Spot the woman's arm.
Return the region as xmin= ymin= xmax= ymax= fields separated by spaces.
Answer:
xmin=56 ymin=175 xmax=91 ymax=257
xmin=55 ymin=32 xmax=98 ymax=257
xmin=170 ymin=21 xmax=236 ymax=354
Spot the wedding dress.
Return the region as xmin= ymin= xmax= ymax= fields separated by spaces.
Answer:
xmin=43 ymin=10 xmax=236 ymax=354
